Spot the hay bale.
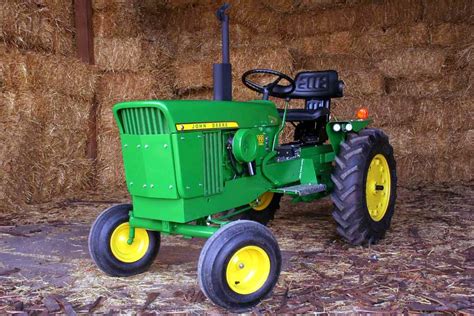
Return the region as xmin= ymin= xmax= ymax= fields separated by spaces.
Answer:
xmin=93 ymin=8 xmax=141 ymax=38
xmin=431 ymin=23 xmax=474 ymax=46
xmin=96 ymin=130 xmax=126 ymax=193
xmin=173 ymin=27 xmax=281 ymax=64
xmin=159 ymin=5 xmax=217 ymax=33
xmin=409 ymin=97 xmax=473 ymax=133
xmin=351 ymin=23 xmax=429 ymax=57
xmin=261 ymin=0 xmax=357 ymax=13
xmin=232 ymin=0 xmax=283 ymax=33
xmin=94 ymin=37 xmax=143 ymax=72
xmin=94 ymin=37 xmax=173 ymax=72
xmin=353 ymin=0 xmax=423 ymax=29
xmin=422 ymin=0 xmax=474 ymax=23
xmin=1 ymin=91 xmax=93 ymax=205
xmin=376 ymin=48 xmax=446 ymax=78
xmin=149 ymin=0 xmax=214 ymax=9
xmin=231 ymin=45 xmax=294 ymax=81
xmin=93 ymin=0 xmax=138 ymax=11
xmin=283 ymin=7 xmax=356 ymax=36
xmin=174 ymin=61 xmax=213 ymax=93
xmin=1 ymin=49 xmax=97 ymax=100
xmin=342 ymin=71 xmax=385 ymax=97
xmin=178 ymin=88 xmax=213 ymax=100
xmin=0 ymin=0 xmax=74 ymax=55
xmin=388 ymin=128 xmax=473 ymax=186
xmin=386 ymin=73 xmax=467 ymax=98
xmin=283 ymin=0 xmax=422 ymax=35
xmin=299 ymin=54 xmax=373 ymax=73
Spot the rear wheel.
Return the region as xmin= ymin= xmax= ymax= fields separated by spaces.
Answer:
xmin=331 ymin=128 xmax=397 ymax=245
xmin=240 ymin=192 xmax=282 ymax=225
xmin=198 ymin=220 xmax=281 ymax=312
xmin=88 ymin=204 xmax=160 ymax=276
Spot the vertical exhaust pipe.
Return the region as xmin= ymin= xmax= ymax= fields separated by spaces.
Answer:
xmin=213 ymin=3 xmax=232 ymax=101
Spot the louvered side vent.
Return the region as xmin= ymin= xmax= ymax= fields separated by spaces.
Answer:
xmin=203 ymin=131 xmax=224 ymax=196
xmin=119 ymin=107 xmax=168 ymax=135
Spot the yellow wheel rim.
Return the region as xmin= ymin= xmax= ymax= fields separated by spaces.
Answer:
xmin=110 ymin=223 xmax=149 ymax=263
xmin=226 ymin=246 xmax=271 ymax=295
xmin=366 ymin=154 xmax=391 ymax=222
xmin=250 ymin=192 xmax=274 ymax=211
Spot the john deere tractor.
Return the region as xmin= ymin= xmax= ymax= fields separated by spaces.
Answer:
xmin=89 ymin=4 xmax=397 ymax=312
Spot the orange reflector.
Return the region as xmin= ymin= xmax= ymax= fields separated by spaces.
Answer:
xmin=356 ymin=108 xmax=369 ymax=119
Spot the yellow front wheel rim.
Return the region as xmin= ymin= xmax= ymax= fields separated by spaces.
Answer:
xmin=250 ymin=192 xmax=274 ymax=211
xmin=110 ymin=223 xmax=149 ymax=263
xmin=366 ymin=154 xmax=391 ymax=222
xmin=226 ymin=246 xmax=271 ymax=295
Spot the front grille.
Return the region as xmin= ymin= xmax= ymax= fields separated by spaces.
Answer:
xmin=203 ymin=131 xmax=223 ymax=196
xmin=118 ymin=107 xmax=168 ymax=135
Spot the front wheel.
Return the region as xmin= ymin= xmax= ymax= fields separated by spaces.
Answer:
xmin=198 ymin=220 xmax=281 ymax=312
xmin=240 ymin=192 xmax=282 ymax=225
xmin=331 ymin=128 xmax=397 ymax=245
xmin=88 ymin=204 xmax=160 ymax=277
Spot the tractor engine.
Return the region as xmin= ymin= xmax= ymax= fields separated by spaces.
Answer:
xmin=113 ymin=99 xmax=280 ymax=223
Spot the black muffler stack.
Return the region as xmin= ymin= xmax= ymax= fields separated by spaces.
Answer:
xmin=213 ymin=3 xmax=232 ymax=101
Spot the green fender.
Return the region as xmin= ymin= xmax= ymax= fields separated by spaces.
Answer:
xmin=326 ymin=119 xmax=372 ymax=155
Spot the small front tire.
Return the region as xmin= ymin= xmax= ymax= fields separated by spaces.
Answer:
xmin=88 ymin=204 xmax=160 ymax=277
xmin=241 ymin=192 xmax=282 ymax=225
xmin=198 ymin=220 xmax=281 ymax=312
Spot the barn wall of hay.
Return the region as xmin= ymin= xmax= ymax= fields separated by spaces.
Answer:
xmin=1 ymin=0 xmax=472 ymax=212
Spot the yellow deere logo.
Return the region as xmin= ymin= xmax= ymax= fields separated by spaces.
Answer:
xmin=176 ymin=121 xmax=239 ymax=131
xmin=257 ymin=134 xmax=265 ymax=146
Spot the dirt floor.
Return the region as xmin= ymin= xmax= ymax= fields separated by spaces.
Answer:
xmin=0 ymin=184 xmax=473 ymax=314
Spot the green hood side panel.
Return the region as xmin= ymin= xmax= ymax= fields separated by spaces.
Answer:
xmin=112 ymin=99 xmax=282 ymax=222
xmin=113 ymin=100 xmax=281 ymax=133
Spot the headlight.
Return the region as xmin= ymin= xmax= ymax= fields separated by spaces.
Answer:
xmin=333 ymin=124 xmax=341 ymax=132
xmin=345 ymin=123 xmax=353 ymax=131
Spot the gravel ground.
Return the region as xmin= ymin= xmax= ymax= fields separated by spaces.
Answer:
xmin=0 ymin=184 xmax=472 ymax=314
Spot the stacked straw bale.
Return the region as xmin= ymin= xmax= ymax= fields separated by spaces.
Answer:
xmin=0 ymin=0 xmax=75 ymax=56
xmin=0 ymin=47 xmax=97 ymax=210
xmin=2 ymin=0 xmax=473 ymax=211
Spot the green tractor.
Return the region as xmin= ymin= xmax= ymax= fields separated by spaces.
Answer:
xmin=88 ymin=4 xmax=397 ymax=312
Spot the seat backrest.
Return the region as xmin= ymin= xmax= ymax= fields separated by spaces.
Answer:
xmin=288 ymin=70 xmax=344 ymax=100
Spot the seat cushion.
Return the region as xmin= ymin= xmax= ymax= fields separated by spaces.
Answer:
xmin=278 ymin=108 xmax=329 ymax=122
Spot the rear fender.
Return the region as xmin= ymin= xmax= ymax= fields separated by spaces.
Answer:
xmin=326 ymin=119 xmax=372 ymax=155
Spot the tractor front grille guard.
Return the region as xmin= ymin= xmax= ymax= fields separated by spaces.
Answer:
xmin=118 ymin=107 xmax=169 ymax=135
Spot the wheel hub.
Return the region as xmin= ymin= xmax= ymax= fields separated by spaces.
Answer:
xmin=366 ymin=154 xmax=391 ymax=222
xmin=226 ymin=245 xmax=270 ymax=295
xmin=110 ymin=223 xmax=149 ymax=263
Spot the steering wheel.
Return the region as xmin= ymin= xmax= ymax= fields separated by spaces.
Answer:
xmin=242 ymin=69 xmax=296 ymax=100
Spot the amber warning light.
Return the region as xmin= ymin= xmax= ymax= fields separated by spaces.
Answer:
xmin=356 ymin=108 xmax=369 ymax=120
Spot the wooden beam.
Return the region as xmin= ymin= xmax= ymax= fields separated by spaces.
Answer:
xmin=74 ymin=0 xmax=94 ymax=64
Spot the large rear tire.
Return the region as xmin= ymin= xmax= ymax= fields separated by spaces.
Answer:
xmin=331 ymin=128 xmax=397 ymax=245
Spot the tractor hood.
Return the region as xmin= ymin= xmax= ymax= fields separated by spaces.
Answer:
xmin=113 ymin=100 xmax=280 ymax=134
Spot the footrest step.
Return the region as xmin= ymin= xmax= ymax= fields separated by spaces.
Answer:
xmin=273 ymin=183 xmax=327 ymax=196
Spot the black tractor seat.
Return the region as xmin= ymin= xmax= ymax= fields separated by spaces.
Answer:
xmin=272 ymin=70 xmax=344 ymax=123
xmin=278 ymin=108 xmax=329 ymax=122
